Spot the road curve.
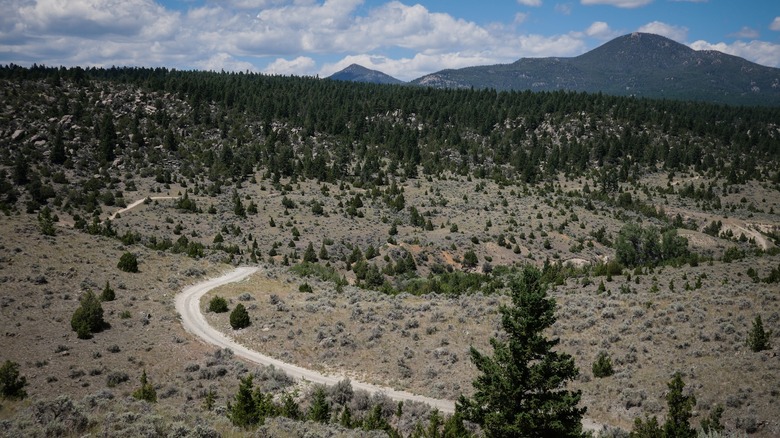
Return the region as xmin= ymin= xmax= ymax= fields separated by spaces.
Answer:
xmin=175 ymin=267 xmax=456 ymax=412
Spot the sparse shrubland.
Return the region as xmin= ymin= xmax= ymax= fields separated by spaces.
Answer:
xmin=1 ymin=64 xmax=779 ymax=436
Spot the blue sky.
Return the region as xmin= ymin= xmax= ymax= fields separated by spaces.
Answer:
xmin=2 ymin=0 xmax=779 ymax=81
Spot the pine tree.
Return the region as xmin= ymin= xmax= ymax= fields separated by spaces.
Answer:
xmin=0 ymin=360 xmax=27 ymax=400
xmin=230 ymin=303 xmax=250 ymax=329
xmin=663 ymin=372 xmax=696 ymax=438
xmin=303 ymin=242 xmax=318 ymax=263
xmin=746 ymin=315 xmax=772 ymax=352
xmin=37 ymin=206 xmax=56 ymax=236
xmin=319 ymin=242 xmax=329 ymax=260
xmin=228 ymin=374 xmax=259 ymax=427
xmin=457 ymin=265 xmax=586 ymax=437
xmin=308 ymin=385 xmax=330 ymax=423
xmin=592 ymin=351 xmax=614 ymax=377
xmin=100 ymin=281 xmax=115 ymax=301
xmin=132 ymin=369 xmax=157 ymax=403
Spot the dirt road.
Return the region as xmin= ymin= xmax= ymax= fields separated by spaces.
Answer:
xmin=175 ymin=267 xmax=457 ymax=412
xmin=108 ymin=196 xmax=179 ymax=221
xmin=176 ymin=267 xmax=604 ymax=431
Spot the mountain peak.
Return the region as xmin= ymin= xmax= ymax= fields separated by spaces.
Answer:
xmin=410 ymin=32 xmax=780 ymax=106
xmin=328 ymin=64 xmax=404 ymax=85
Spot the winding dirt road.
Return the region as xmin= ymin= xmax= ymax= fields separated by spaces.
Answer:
xmin=175 ymin=267 xmax=456 ymax=412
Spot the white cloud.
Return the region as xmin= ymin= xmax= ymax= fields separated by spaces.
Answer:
xmin=585 ymin=21 xmax=619 ymax=39
xmin=18 ymin=0 xmax=177 ymax=38
xmin=514 ymin=13 xmax=529 ymax=24
xmin=771 ymin=17 xmax=780 ymax=31
xmin=264 ymin=56 xmax=317 ymax=76
xmin=637 ymin=21 xmax=688 ymax=42
xmin=555 ymin=3 xmax=573 ymax=14
xmin=195 ymin=53 xmax=258 ymax=72
xmin=729 ymin=27 xmax=759 ymax=39
xmin=517 ymin=0 xmax=542 ymax=6
xmin=581 ymin=0 xmax=652 ymax=8
xmin=690 ymin=39 xmax=780 ymax=68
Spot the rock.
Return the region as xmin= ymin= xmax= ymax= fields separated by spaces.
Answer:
xmin=11 ymin=129 xmax=24 ymax=141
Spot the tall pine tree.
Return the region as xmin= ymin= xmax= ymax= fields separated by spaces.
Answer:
xmin=457 ymin=265 xmax=586 ymax=437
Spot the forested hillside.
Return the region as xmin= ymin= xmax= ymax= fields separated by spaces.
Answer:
xmin=2 ymin=64 xmax=779 ymax=219
xmin=1 ymin=64 xmax=779 ymax=437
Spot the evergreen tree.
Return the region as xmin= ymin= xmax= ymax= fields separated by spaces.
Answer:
xmin=208 ymin=295 xmax=229 ymax=313
xmin=663 ymin=372 xmax=696 ymax=438
xmin=37 ymin=206 xmax=56 ymax=236
xmin=303 ymin=242 xmax=318 ymax=263
xmin=746 ymin=315 xmax=772 ymax=352
xmin=0 ymin=360 xmax=27 ymax=400
xmin=132 ymin=369 xmax=157 ymax=403
xmin=318 ymin=242 xmax=329 ymax=260
xmin=280 ymin=391 xmax=301 ymax=420
xmin=51 ymin=126 xmax=66 ymax=164
xmin=99 ymin=112 xmax=117 ymax=163
xmin=117 ymin=252 xmax=138 ymax=273
xmin=442 ymin=412 xmax=471 ymax=437
xmin=230 ymin=303 xmax=250 ymax=329
xmin=228 ymin=374 xmax=259 ymax=427
xmin=457 ymin=265 xmax=586 ymax=437
xmin=100 ymin=281 xmax=115 ymax=301
xmin=70 ymin=290 xmax=105 ymax=339
xmin=592 ymin=351 xmax=614 ymax=378
xmin=308 ymin=385 xmax=330 ymax=423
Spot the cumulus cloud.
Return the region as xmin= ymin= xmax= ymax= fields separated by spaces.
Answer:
xmin=264 ymin=56 xmax=318 ymax=76
xmin=637 ymin=21 xmax=688 ymax=42
xmin=517 ymin=0 xmax=543 ymax=6
xmin=581 ymin=0 xmax=652 ymax=8
xmin=195 ymin=53 xmax=258 ymax=72
xmin=18 ymin=0 xmax=178 ymax=38
xmin=729 ymin=27 xmax=759 ymax=39
xmin=690 ymin=39 xmax=780 ymax=68
xmin=771 ymin=17 xmax=780 ymax=31
xmin=585 ymin=21 xmax=620 ymax=39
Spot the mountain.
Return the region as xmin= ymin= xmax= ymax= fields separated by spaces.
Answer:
xmin=328 ymin=64 xmax=404 ymax=85
xmin=411 ymin=33 xmax=780 ymax=106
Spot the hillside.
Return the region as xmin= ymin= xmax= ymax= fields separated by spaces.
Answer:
xmin=411 ymin=33 xmax=780 ymax=106
xmin=0 ymin=65 xmax=779 ymax=436
xmin=328 ymin=64 xmax=404 ymax=85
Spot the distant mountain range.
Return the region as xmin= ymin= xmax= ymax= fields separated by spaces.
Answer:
xmin=328 ymin=33 xmax=780 ymax=106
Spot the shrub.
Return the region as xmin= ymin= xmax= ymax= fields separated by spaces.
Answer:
xmin=117 ymin=252 xmax=138 ymax=273
xmin=746 ymin=315 xmax=772 ymax=352
xmin=208 ymin=296 xmax=229 ymax=313
xmin=70 ymin=290 xmax=105 ymax=339
xmin=230 ymin=303 xmax=250 ymax=329
xmin=592 ymin=351 xmax=614 ymax=378
xmin=106 ymin=371 xmax=129 ymax=387
xmin=0 ymin=360 xmax=27 ymax=399
xmin=100 ymin=281 xmax=115 ymax=301
xmin=132 ymin=370 xmax=157 ymax=403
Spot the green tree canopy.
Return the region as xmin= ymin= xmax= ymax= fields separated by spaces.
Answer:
xmin=457 ymin=265 xmax=586 ymax=437
xmin=230 ymin=303 xmax=250 ymax=329
xmin=0 ymin=360 xmax=28 ymax=400
xmin=70 ymin=290 xmax=106 ymax=339
xmin=117 ymin=252 xmax=139 ymax=273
